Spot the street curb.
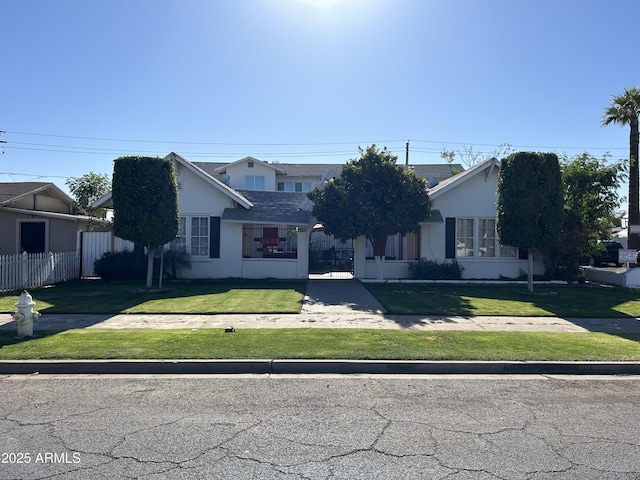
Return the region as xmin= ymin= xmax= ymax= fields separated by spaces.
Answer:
xmin=0 ymin=360 xmax=639 ymax=375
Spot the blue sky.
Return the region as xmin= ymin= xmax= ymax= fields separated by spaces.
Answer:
xmin=2 ymin=0 xmax=639 ymax=201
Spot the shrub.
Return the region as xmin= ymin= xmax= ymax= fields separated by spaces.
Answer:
xmin=94 ymin=249 xmax=192 ymax=282
xmin=162 ymin=248 xmax=191 ymax=280
xmin=94 ymin=250 xmax=147 ymax=281
xmin=408 ymin=258 xmax=464 ymax=280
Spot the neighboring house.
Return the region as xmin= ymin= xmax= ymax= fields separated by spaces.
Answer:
xmin=0 ymin=182 xmax=102 ymax=255
xmin=95 ymin=153 xmax=537 ymax=280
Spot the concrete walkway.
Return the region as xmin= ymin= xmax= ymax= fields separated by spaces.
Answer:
xmin=1 ymin=279 xmax=639 ymax=334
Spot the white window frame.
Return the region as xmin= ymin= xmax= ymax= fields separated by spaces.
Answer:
xmin=456 ymin=218 xmax=517 ymax=259
xmin=245 ymin=175 xmax=265 ymax=190
xmin=478 ymin=218 xmax=496 ymax=257
xmin=190 ymin=217 xmax=209 ymax=257
xmin=456 ymin=218 xmax=475 ymax=257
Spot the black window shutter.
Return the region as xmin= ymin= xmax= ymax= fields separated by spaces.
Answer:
xmin=518 ymin=248 xmax=528 ymax=260
xmin=445 ymin=218 xmax=456 ymax=259
xmin=209 ymin=217 xmax=221 ymax=258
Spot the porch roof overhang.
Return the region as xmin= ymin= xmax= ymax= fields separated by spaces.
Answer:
xmin=0 ymin=206 xmax=104 ymax=223
xmin=221 ymin=208 xmax=311 ymax=225
xmin=421 ymin=209 xmax=443 ymax=223
xmin=222 ymin=190 xmax=312 ymax=224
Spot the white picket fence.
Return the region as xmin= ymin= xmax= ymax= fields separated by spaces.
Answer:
xmin=0 ymin=251 xmax=80 ymax=293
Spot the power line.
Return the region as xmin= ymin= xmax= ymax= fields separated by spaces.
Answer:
xmin=0 ymin=171 xmax=70 ymax=179
xmin=4 ymin=145 xmax=362 ymax=158
xmin=1 ymin=129 xmax=628 ymax=158
xmin=4 ymin=130 xmax=404 ymax=147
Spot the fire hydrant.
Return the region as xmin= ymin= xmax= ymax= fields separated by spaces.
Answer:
xmin=13 ymin=290 xmax=40 ymax=338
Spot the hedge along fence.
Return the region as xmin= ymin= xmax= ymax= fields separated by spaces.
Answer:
xmin=0 ymin=251 xmax=80 ymax=293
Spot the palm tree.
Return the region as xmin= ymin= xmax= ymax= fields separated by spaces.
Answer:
xmin=603 ymin=86 xmax=640 ymax=250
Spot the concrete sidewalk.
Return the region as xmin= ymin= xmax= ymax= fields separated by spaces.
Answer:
xmin=1 ymin=312 xmax=640 ymax=334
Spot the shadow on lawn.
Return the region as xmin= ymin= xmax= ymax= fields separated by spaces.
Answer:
xmin=0 ymin=278 xmax=307 ymax=316
xmin=0 ymin=330 xmax=60 ymax=352
xmin=365 ymin=282 xmax=640 ymax=335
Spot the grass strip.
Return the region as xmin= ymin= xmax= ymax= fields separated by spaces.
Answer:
xmin=1 ymin=329 xmax=639 ymax=361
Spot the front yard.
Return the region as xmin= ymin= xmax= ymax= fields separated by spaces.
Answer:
xmin=0 ymin=279 xmax=306 ymax=314
xmin=3 ymin=279 xmax=640 ymax=317
xmin=364 ymin=283 xmax=640 ymax=318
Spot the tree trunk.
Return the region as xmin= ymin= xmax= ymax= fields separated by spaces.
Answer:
xmin=527 ymin=251 xmax=534 ymax=293
xmin=629 ymin=118 xmax=640 ymax=250
xmin=146 ymin=244 xmax=154 ymax=289
xmin=158 ymin=248 xmax=164 ymax=289
xmin=372 ymin=237 xmax=387 ymax=280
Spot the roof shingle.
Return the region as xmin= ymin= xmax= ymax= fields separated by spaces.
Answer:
xmin=222 ymin=190 xmax=310 ymax=224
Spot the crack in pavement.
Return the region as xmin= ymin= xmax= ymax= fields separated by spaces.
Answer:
xmin=2 ymin=377 xmax=640 ymax=479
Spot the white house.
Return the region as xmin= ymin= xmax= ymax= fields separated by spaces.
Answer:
xmin=94 ymin=153 xmax=538 ymax=280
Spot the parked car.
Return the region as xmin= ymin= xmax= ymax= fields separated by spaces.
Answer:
xmin=591 ymin=241 xmax=624 ymax=267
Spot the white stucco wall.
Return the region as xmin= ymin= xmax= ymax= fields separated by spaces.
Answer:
xmin=352 ymin=236 xmax=411 ymax=279
xmin=176 ymin=162 xmax=240 ymax=279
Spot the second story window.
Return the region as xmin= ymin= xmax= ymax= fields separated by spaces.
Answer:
xmin=277 ymin=181 xmax=312 ymax=192
xmin=245 ymin=175 xmax=265 ymax=190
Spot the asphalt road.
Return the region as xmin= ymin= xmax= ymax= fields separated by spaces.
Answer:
xmin=1 ymin=375 xmax=640 ymax=479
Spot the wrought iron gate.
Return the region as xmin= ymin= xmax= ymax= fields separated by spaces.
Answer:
xmin=308 ymin=231 xmax=353 ymax=277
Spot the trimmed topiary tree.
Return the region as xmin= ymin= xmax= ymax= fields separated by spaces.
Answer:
xmin=497 ymin=152 xmax=563 ymax=292
xmin=112 ymin=156 xmax=179 ymax=289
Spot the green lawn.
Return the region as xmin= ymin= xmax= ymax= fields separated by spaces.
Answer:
xmin=0 ymin=279 xmax=306 ymax=314
xmin=364 ymin=283 xmax=640 ymax=317
xmin=3 ymin=280 xmax=640 ymax=318
xmin=1 ymin=329 xmax=639 ymax=361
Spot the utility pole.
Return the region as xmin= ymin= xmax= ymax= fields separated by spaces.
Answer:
xmin=405 ymin=140 xmax=409 ymax=169
xmin=0 ymin=131 xmax=5 ymax=154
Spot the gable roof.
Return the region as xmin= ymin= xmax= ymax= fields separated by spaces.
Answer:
xmin=212 ymin=156 xmax=286 ymax=175
xmin=221 ymin=190 xmax=311 ymax=224
xmin=0 ymin=181 xmax=83 ymax=212
xmin=427 ymin=157 xmax=500 ymax=199
xmin=0 ymin=182 xmax=70 ymax=207
xmin=167 ymin=153 xmax=253 ymax=208
xmin=93 ymin=154 xmax=254 ymax=209
xmin=0 ymin=181 xmax=99 ymax=221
